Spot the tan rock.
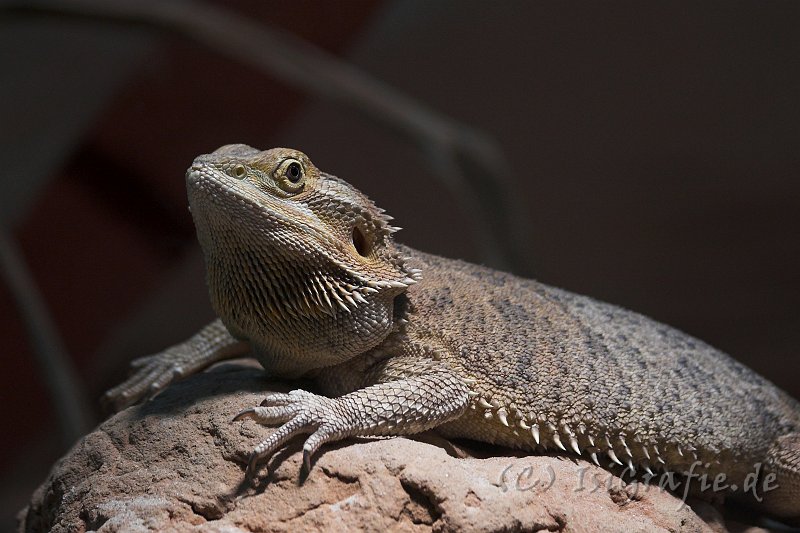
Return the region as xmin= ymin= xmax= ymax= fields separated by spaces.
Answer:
xmin=20 ymin=363 xmax=731 ymax=532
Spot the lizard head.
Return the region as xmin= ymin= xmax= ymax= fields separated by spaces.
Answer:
xmin=186 ymin=144 xmax=420 ymax=377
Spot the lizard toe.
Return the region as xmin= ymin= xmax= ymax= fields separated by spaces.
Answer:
xmin=259 ymin=392 xmax=307 ymax=407
xmin=102 ymin=367 xmax=161 ymax=411
xmin=302 ymin=427 xmax=339 ymax=473
xmin=245 ymin=416 xmax=318 ymax=478
xmin=233 ymin=405 xmax=297 ymax=424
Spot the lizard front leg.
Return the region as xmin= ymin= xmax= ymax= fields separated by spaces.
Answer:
xmin=104 ymin=319 xmax=249 ymax=411
xmin=234 ymin=357 xmax=471 ymax=477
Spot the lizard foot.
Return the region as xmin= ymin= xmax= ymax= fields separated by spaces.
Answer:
xmin=103 ymin=319 xmax=248 ymax=412
xmin=234 ymin=390 xmax=350 ymax=478
xmin=103 ymin=347 xmax=201 ymax=412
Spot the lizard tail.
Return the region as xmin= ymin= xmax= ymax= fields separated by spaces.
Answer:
xmin=759 ymin=433 xmax=800 ymax=522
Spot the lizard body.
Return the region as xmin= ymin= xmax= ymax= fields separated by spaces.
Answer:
xmin=105 ymin=145 xmax=800 ymax=519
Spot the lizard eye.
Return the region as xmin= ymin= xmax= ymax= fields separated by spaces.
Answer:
xmin=275 ymin=158 xmax=306 ymax=192
xmin=232 ymin=164 xmax=247 ymax=179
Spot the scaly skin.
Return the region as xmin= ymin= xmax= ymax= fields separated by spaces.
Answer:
xmin=105 ymin=145 xmax=800 ymax=520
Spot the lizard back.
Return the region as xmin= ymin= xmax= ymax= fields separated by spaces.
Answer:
xmin=402 ymin=246 xmax=800 ymax=483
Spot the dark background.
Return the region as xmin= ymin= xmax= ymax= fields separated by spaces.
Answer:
xmin=2 ymin=1 xmax=799 ymax=529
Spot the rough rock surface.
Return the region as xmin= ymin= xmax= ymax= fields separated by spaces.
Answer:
xmin=20 ymin=362 xmax=745 ymax=532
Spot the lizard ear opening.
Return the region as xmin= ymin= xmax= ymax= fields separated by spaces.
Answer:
xmin=352 ymin=226 xmax=370 ymax=257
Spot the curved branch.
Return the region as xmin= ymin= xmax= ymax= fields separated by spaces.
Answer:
xmin=0 ymin=229 xmax=91 ymax=445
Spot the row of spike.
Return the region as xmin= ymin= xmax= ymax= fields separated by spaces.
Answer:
xmin=253 ymin=272 xmax=372 ymax=320
xmin=319 ymin=188 xmax=403 ymax=236
xmin=273 ymin=267 xmax=419 ymax=318
xmin=466 ymin=390 xmax=710 ymax=476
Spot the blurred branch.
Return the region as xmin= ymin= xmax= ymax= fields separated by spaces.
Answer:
xmin=6 ymin=0 xmax=531 ymax=271
xmin=0 ymin=229 xmax=91 ymax=445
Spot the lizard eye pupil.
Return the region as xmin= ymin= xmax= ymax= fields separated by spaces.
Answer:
xmin=233 ymin=164 xmax=246 ymax=178
xmin=287 ymin=162 xmax=302 ymax=183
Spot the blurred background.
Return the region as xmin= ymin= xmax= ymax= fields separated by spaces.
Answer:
xmin=2 ymin=1 xmax=799 ymax=528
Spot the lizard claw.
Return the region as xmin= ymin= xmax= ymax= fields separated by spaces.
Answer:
xmin=233 ymin=408 xmax=258 ymax=422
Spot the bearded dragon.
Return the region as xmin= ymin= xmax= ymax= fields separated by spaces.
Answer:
xmin=105 ymin=145 xmax=800 ymax=520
